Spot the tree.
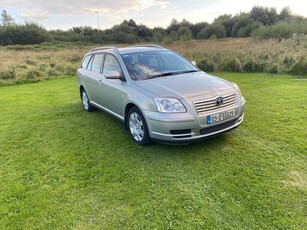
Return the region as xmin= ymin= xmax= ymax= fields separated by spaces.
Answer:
xmin=231 ymin=14 xmax=254 ymax=37
xmin=191 ymin=22 xmax=209 ymax=38
xmin=0 ymin=22 xmax=49 ymax=45
xmin=19 ymin=23 xmax=50 ymax=44
xmin=136 ymin=24 xmax=153 ymax=40
xmin=1 ymin=10 xmax=14 ymax=26
xmin=199 ymin=23 xmax=226 ymax=39
xmin=127 ymin=19 xmax=137 ymax=29
xmin=214 ymin=14 xmax=235 ymax=37
xmin=180 ymin=18 xmax=192 ymax=27
xmin=176 ymin=26 xmax=192 ymax=40
xmin=152 ymin=27 xmax=167 ymax=42
xmin=250 ymin=6 xmax=278 ymax=25
xmin=279 ymin=7 xmax=292 ymax=21
xmin=166 ymin=18 xmax=180 ymax=33
xmin=109 ymin=21 xmax=138 ymax=43
xmin=70 ymin=26 xmax=96 ymax=36
xmin=237 ymin=21 xmax=262 ymax=37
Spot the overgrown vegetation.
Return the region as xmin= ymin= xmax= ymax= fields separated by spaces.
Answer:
xmin=1 ymin=6 xmax=306 ymax=84
xmin=1 ymin=37 xmax=306 ymax=86
xmin=0 ymin=43 xmax=89 ymax=85
xmin=0 ymin=75 xmax=306 ymax=229
xmin=171 ymin=36 xmax=307 ymax=75
xmin=0 ymin=6 xmax=307 ymax=45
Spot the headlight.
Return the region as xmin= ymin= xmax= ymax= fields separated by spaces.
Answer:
xmin=153 ymin=98 xmax=186 ymax=113
xmin=232 ymin=82 xmax=245 ymax=103
xmin=232 ymin=82 xmax=242 ymax=97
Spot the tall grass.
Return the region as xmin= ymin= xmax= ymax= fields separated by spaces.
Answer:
xmin=1 ymin=37 xmax=306 ymax=85
xmin=168 ymin=36 xmax=307 ymax=75
xmin=0 ymin=45 xmax=89 ymax=85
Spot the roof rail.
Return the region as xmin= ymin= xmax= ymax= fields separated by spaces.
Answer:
xmin=90 ymin=46 xmax=118 ymax=52
xmin=129 ymin=44 xmax=164 ymax=49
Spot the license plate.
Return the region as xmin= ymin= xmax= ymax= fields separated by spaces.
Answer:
xmin=207 ymin=109 xmax=235 ymax=124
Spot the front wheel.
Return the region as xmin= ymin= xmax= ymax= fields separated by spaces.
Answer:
xmin=127 ymin=107 xmax=151 ymax=146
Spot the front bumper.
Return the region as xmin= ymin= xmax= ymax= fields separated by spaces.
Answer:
xmin=144 ymin=100 xmax=245 ymax=144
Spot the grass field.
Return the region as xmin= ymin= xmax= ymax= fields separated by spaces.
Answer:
xmin=0 ymin=73 xmax=306 ymax=229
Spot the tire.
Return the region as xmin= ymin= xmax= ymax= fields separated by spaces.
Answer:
xmin=127 ymin=107 xmax=151 ymax=146
xmin=81 ymin=89 xmax=95 ymax=112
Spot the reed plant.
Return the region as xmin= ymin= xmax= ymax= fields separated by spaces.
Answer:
xmin=1 ymin=37 xmax=306 ymax=86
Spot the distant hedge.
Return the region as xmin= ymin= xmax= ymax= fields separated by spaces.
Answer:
xmin=0 ymin=23 xmax=50 ymax=45
xmin=1 ymin=6 xmax=307 ymax=45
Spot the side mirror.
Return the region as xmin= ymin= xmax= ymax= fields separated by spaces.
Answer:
xmin=105 ymin=70 xmax=122 ymax=79
xmin=191 ymin=61 xmax=197 ymax=66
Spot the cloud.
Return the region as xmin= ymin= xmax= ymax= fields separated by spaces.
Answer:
xmin=20 ymin=11 xmax=49 ymax=20
xmin=1 ymin=0 xmax=306 ymax=30
xmin=0 ymin=0 xmax=171 ymax=18
xmin=0 ymin=0 xmax=171 ymax=28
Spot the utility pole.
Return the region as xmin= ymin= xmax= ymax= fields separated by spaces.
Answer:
xmin=95 ymin=11 xmax=100 ymax=30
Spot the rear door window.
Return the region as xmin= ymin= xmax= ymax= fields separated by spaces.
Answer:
xmin=81 ymin=55 xmax=92 ymax=69
xmin=91 ymin=54 xmax=104 ymax=73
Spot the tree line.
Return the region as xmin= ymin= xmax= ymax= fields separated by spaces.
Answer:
xmin=1 ymin=6 xmax=307 ymax=46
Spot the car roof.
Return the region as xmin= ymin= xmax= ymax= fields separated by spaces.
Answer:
xmin=118 ymin=47 xmax=166 ymax=55
xmin=89 ymin=44 xmax=167 ymax=55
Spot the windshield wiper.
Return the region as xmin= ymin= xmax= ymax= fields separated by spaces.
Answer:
xmin=178 ymin=70 xmax=199 ymax=74
xmin=150 ymin=70 xmax=198 ymax=79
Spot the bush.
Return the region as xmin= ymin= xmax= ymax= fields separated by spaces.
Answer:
xmin=243 ymin=59 xmax=266 ymax=72
xmin=267 ymin=64 xmax=280 ymax=74
xmin=65 ymin=64 xmax=78 ymax=75
xmin=197 ymin=59 xmax=215 ymax=72
xmin=290 ymin=59 xmax=307 ymax=75
xmin=252 ymin=23 xmax=292 ymax=40
xmin=38 ymin=63 xmax=48 ymax=71
xmin=224 ymin=57 xmax=242 ymax=72
xmin=252 ymin=21 xmax=307 ymax=40
xmin=0 ymin=68 xmax=16 ymax=80
xmin=47 ymin=68 xmax=59 ymax=77
xmin=66 ymin=55 xmax=82 ymax=63
xmin=26 ymin=69 xmax=41 ymax=79
xmin=0 ymin=23 xmax=49 ymax=45
xmin=176 ymin=26 xmax=192 ymax=41
xmin=237 ymin=22 xmax=262 ymax=37
xmin=231 ymin=15 xmax=254 ymax=37
xmin=26 ymin=60 xmax=36 ymax=66
xmin=198 ymin=23 xmax=226 ymax=39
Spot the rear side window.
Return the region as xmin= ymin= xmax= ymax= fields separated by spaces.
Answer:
xmin=91 ymin=54 xmax=104 ymax=73
xmin=81 ymin=55 xmax=92 ymax=69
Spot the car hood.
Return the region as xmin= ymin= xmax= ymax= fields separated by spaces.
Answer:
xmin=135 ymin=72 xmax=234 ymax=99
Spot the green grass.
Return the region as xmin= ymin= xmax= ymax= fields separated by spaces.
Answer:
xmin=0 ymin=73 xmax=306 ymax=229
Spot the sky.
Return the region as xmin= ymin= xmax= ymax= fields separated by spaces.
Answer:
xmin=1 ymin=0 xmax=307 ymax=30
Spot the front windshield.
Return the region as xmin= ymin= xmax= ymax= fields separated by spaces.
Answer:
xmin=122 ymin=50 xmax=198 ymax=81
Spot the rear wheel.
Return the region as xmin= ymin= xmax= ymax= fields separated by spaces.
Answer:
xmin=81 ymin=89 xmax=95 ymax=112
xmin=127 ymin=107 xmax=151 ymax=146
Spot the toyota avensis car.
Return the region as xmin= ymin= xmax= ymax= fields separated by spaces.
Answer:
xmin=76 ymin=44 xmax=246 ymax=145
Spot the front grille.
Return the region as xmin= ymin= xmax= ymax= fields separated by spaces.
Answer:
xmin=194 ymin=94 xmax=237 ymax=115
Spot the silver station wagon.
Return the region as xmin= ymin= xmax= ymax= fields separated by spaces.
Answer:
xmin=77 ymin=44 xmax=246 ymax=145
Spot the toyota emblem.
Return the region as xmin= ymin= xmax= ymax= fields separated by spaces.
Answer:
xmin=215 ymin=97 xmax=224 ymax=106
